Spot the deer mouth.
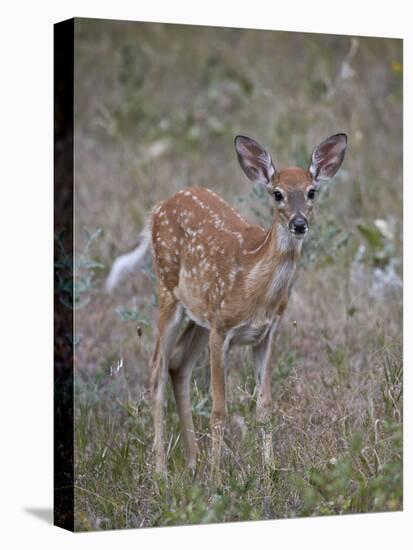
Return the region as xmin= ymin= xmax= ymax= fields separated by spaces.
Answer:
xmin=289 ymin=228 xmax=308 ymax=240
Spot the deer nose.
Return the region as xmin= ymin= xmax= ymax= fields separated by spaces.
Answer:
xmin=289 ymin=216 xmax=308 ymax=234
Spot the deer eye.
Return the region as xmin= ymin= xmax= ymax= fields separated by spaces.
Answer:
xmin=274 ymin=190 xmax=283 ymax=202
xmin=307 ymin=189 xmax=316 ymax=200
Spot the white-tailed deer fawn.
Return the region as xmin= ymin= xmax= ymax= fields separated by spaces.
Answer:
xmin=106 ymin=133 xmax=347 ymax=476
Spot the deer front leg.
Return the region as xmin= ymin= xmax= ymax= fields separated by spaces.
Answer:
xmin=209 ymin=328 xmax=226 ymax=480
xmin=252 ymin=318 xmax=279 ymax=467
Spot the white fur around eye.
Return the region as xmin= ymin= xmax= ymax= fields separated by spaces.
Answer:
xmin=273 ymin=188 xmax=285 ymax=205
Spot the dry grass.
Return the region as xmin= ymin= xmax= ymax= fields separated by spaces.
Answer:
xmin=66 ymin=18 xmax=403 ymax=531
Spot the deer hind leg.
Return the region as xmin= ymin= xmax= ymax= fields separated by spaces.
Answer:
xmin=150 ymin=293 xmax=184 ymax=475
xmin=169 ymin=321 xmax=209 ymax=470
xmin=252 ymin=318 xmax=279 ymax=467
xmin=209 ymin=328 xmax=226 ymax=481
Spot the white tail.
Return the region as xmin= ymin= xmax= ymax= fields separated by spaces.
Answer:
xmin=108 ymin=133 xmax=347 ymax=477
xmin=105 ymin=220 xmax=152 ymax=293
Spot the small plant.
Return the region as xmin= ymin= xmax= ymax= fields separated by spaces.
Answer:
xmin=116 ymin=306 xmax=149 ymax=324
xmin=55 ymin=228 xmax=104 ymax=310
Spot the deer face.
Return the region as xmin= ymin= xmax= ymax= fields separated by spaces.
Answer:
xmin=271 ymin=168 xmax=315 ymax=239
xmin=235 ymin=133 xmax=347 ymax=240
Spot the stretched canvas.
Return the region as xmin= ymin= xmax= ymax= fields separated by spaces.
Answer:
xmin=54 ymin=17 xmax=403 ymax=531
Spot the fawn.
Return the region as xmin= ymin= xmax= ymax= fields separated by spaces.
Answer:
xmin=106 ymin=133 xmax=348 ymax=476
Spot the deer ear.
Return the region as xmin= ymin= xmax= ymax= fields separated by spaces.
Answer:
xmin=234 ymin=135 xmax=276 ymax=190
xmin=309 ymin=133 xmax=347 ymax=186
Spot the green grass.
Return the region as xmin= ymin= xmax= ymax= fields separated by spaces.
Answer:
xmin=69 ymin=20 xmax=403 ymax=531
xmin=73 ymin=330 xmax=402 ymax=530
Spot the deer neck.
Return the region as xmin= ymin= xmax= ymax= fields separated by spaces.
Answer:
xmin=271 ymin=217 xmax=303 ymax=260
xmin=244 ymin=214 xmax=303 ymax=312
xmin=248 ymin=214 xmax=303 ymax=263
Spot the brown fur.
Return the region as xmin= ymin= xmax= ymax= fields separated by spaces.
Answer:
xmin=148 ymin=133 xmax=347 ymax=475
xmin=151 ymin=182 xmax=309 ymax=333
xmin=150 ymin=180 xmax=307 ymax=475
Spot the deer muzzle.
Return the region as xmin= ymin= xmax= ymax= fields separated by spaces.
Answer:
xmin=288 ymin=216 xmax=308 ymax=237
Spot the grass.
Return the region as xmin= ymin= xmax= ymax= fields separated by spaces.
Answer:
xmin=73 ymin=328 xmax=402 ymax=530
xmin=69 ymin=19 xmax=403 ymax=530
